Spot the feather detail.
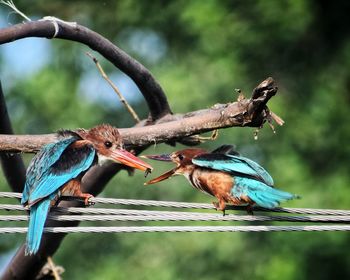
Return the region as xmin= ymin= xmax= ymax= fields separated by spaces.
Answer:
xmin=25 ymin=196 xmax=52 ymax=255
xmin=233 ymin=177 xmax=298 ymax=208
xmin=27 ymin=146 xmax=95 ymax=205
xmin=56 ymin=129 xmax=83 ymax=139
xmin=192 ymin=153 xmax=274 ymax=186
xmin=22 ymin=137 xmax=78 ymax=204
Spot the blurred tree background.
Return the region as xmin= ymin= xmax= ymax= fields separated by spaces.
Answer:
xmin=1 ymin=0 xmax=350 ymax=279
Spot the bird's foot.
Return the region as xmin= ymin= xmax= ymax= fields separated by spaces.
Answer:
xmin=246 ymin=205 xmax=254 ymax=215
xmin=212 ymin=201 xmax=226 ymax=216
xmin=80 ymin=193 xmax=95 ymax=206
xmin=212 ymin=201 xmax=219 ymax=210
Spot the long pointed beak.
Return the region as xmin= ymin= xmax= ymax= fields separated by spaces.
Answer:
xmin=144 ymin=168 xmax=176 ymax=185
xmin=111 ymin=149 xmax=153 ymax=172
xmin=142 ymin=153 xmax=177 ymax=185
xmin=141 ymin=154 xmax=172 ymax=162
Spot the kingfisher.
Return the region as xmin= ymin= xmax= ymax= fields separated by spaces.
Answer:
xmin=143 ymin=145 xmax=299 ymax=214
xmin=21 ymin=124 xmax=152 ymax=255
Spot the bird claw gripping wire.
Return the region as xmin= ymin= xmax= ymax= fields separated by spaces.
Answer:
xmin=85 ymin=195 xmax=95 ymax=206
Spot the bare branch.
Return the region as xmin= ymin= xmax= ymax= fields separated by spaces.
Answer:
xmin=86 ymin=52 xmax=141 ymax=123
xmin=0 ymin=19 xmax=172 ymax=120
xmin=0 ymin=81 xmax=283 ymax=153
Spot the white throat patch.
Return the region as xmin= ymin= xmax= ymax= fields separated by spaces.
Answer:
xmin=98 ymin=154 xmax=112 ymax=166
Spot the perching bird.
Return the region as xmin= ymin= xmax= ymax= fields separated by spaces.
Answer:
xmin=22 ymin=124 xmax=152 ymax=255
xmin=143 ymin=145 xmax=299 ymax=214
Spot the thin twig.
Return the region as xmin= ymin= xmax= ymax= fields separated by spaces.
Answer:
xmin=0 ymin=0 xmax=31 ymax=22
xmin=195 ymin=129 xmax=219 ymax=142
xmin=46 ymin=256 xmax=61 ymax=280
xmin=86 ymin=52 xmax=141 ymax=123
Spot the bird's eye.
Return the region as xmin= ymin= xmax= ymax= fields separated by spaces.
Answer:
xmin=178 ymin=154 xmax=184 ymax=161
xmin=104 ymin=141 xmax=112 ymax=148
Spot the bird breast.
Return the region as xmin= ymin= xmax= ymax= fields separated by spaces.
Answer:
xmin=185 ymin=168 xmax=234 ymax=197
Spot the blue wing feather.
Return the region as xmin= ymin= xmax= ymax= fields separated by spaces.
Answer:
xmin=22 ymin=137 xmax=78 ymax=204
xmin=29 ymin=148 xmax=95 ymax=203
xmin=27 ymin=146 xmax=95 ymax=205
xmin=22 ymin=137 xmax=95 ymax=205
xmin=26 ymin=194 xmax=54 ymax=255
xmin=236 ymin=156 xmax=274 ymax=186
xmin=233 ymin=177 xmax=297 ymax=208
xmin=192 ymin=153 xmax=274 ymax=186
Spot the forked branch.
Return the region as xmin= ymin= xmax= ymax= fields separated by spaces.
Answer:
xmin=0 ymin=77 xmax=282 ymax=153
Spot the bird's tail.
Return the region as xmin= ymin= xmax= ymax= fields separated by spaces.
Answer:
xmin=26 ymin=199 xmax=51 ymax=255
xmin=234 ymin=177 xmax=300 ymax=209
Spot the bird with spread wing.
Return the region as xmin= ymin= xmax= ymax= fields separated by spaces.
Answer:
xmin=143 ymin=145 xmax=299 ymax=214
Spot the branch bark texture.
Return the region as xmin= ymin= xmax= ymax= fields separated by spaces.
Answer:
xmin=0 ymin=92 xmax=280 ymax=153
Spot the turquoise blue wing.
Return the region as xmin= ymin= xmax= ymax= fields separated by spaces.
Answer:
xmin=236 ymin=155 xmax=274 ymax=186
xmin=22 ymin=137 xmax=78 ymax=204
xmin=192 ymin=153 xmax=274 ymax=186
xmin=233 ymin=177 xmax=298 ymax=208
xmin=24 ymin=140 xmax=95 ymax=205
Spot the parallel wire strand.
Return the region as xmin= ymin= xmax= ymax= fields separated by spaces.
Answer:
xmin=1 ymin=225 xmax=350 ymax=234
xmin=1 ymin=214 xmax=350 ymax=223
xmin=0 ymin=192 xmax=22 ymax=199
xmin=2 ymin=204 xmax=350 ymax=217
xmin=2 ymin=190 xmax=350 ymax=215
xmin=1 ymin=192 xmax=350 ymax=232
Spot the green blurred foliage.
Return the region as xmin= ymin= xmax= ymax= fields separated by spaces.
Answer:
xmin=1 ymin=0 xmax=350 ymax=279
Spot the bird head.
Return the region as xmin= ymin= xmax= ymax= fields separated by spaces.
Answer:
xmin=142 ymin=148 xmax=207 ymax=185
xmin=77 ymin=124 xmax=153 ymax=173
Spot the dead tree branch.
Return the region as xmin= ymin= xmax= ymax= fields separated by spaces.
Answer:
xmin=0 ymin=79 xmax=282 ymax=153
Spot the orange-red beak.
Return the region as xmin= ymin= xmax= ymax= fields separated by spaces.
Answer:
xmin=110 ymin=149 xmax=153 ymax=173
xmin=141 ymin=153 xmax=176 ymax=185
